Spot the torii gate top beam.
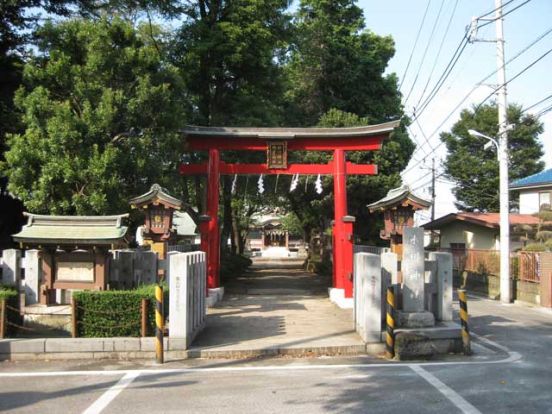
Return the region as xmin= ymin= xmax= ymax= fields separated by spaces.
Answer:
xmin=182 ymin=120 xmax=399 ymax=151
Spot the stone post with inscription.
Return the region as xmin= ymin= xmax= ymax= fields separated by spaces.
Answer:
xmin=398 ymin=227 xmax=435 ymax=328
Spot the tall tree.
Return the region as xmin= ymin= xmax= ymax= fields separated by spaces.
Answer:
xmin=173 ymin=0 xmax=292 ymax=254
xmin=173 ymin=0 xmax=291 ymax=126
xmin=441 ymin=103 xmax=544 ymax=212
xmin=285 ymin=0 xmax=401 ymax=126
xmin=1 ymin=18 xmax=187 ymax=215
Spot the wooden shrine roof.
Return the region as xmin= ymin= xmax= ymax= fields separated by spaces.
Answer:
xmin=129 ymin=184 xmax=182 ymax=210
xmin=367 ymin=185 xmax=431 ymax=212
xmin=182 ymin=120 xmax=400 ymax=140
xmin=13 ymin=213 xmax=129 ymax=246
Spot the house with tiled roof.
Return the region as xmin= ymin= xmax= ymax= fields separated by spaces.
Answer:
xmin=422 ymin=212 xmax=540 ymax=251
xmin=510 ymin=168 xmax=552 ymax=214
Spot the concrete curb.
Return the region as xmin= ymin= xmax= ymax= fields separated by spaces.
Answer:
xmin=0 ymin=338 xmax=375 ymax=361
xmin=186 ymin=344 xmax=368 ymax=359
xmin=0 ymin=337 xmax=188 ymax=361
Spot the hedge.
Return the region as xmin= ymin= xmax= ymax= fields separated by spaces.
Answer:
xmin=0 ymin=285 xmax=21 ymax=337
xmin=73 ymin=284 xmax=168 ymax=338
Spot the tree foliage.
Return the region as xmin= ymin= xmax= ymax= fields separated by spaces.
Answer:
xmin=285 ymin=0 xmax=401 ymax=126
xmin=1 ymin=0 xmax=416 ymax=252
xmin=441 ymin=103 xmax=544 ymax=212
xmin=173 ymin=0 xmax=291 ymax=126
xmin=1 ymin=18 xmax=186 ymax=215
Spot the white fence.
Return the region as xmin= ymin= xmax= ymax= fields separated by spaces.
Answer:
xmin=354 ymin=253 xmax=382 ymax=342
xmin=168 ymin=251 xmax=206 ymax=347
xmin=1 ymin=249 xmax=40 ymax=305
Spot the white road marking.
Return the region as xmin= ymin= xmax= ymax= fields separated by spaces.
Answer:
xmin=0 ymin=352 xmax=521 ymax=378
xmin=410 ymin=364 xmax=482 ymax=414
xmin=0 ymin=329 xmax=520 ymax=378
xmin=82 ymin=371 xmax=140 ymax=414
xmin=471 ymin=332 xmax=511 ymax=353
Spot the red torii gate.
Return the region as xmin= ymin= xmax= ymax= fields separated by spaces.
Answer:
xmin=180 ymin=121 xmax=399 ymax=298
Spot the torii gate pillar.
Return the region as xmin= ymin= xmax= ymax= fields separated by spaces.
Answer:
xmin=206 ymin=148 xmax=220 ymax=289
xmin=332 ymin=149 xmax=354 ymax=297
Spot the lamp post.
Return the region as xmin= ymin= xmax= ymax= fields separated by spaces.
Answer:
xmin=468 ymin=129 xmax=511 ymax=303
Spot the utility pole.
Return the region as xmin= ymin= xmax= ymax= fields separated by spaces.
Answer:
xmin=467 ymin=0 xmax=511 ymax=303
xmin=431 ymin=158 xmax=436 ymax=222
xmin=495 ymin=0 xmax=511 ymax=304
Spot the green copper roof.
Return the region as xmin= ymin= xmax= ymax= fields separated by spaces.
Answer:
xmin=367 ymin=185 xmax=431 ymax=211
xmin=129 ymin=184 xmax=182 ymax=209
xmin=13 ymin=214 xmax=129 ymax=245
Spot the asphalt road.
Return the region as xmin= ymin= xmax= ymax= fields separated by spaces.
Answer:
xmin=0 ymin=295 xmax=551 ymax=414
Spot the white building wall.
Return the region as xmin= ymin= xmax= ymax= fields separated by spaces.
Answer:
xmin=439 ymin=222 xmax=498 ymax=250
xmin=519 ymin=191 xmax=540 ymax=214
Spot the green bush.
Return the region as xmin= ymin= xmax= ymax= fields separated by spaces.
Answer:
xmin=524 ymin=243 xmax=547 ymax=252
xmin=73 ymin=284 xmax=168 ymax=338
xmin=0 ymin=285 xmax=17 ymax=301
xmin=0 ymin=285 xmax=21 ymax=337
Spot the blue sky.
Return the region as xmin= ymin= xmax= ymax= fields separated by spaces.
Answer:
xmin=357 ymin=0 xmax=552 ymax=220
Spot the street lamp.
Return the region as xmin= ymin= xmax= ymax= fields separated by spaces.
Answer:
xmin=468 ymin=128 xmax=511 ymax=303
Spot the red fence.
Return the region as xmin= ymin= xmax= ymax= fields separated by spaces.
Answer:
xmin=441 ymin=248 xmax=541 ymax=283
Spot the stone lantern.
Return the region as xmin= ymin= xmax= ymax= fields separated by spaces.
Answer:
xmin=367 ymin=185 xmax=430 ymax=256
xmin=130 ymin=184 xmax=182 ymax=259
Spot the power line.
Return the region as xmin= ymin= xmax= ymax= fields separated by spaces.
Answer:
xmin=477 ymin=0 xmax=517 ymax=20
xmin=411 ymin=0 xmax=534 ymax=123
xmin=535 ymin=103 xmax=552 ymax=118
xmin=410 ymin=34 xmax=469 ymax=120
xmin=399 ymin=0 xmax=433 ymax=92
xmin=413 ymin=0 xmax=459 ymax=111
xmin=404 ymin=26 xmax=552 ymax=168
xmin=523 ymin=92 xmax=552 ymax=113
xmin=406 ymin=126 xmax=432 ymax=158
xmin=478 ymin=0 xmax=532 ymax=30
xmin=475 ymin=45 xmax=552 ymax=111
xmin=403 ymin=0 xmax=446 ymax=105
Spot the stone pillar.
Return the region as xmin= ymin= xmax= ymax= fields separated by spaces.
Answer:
xmin=429 ymin=251 xmax=453 ymax=321
xmin=169 ymin=253 xmax=188 ymax=338
xmin=1 ymin=249 xmax=21 ymax=287
xmin=402 ymin=227 xmax=425 ymax=312
xmin=353 ymin=253 xmax=382 ymax=343
xmin=398 ymin=227 xmax=435 ymax=328
xmin=117 ymin=251 xmax=134 ymax=288
xmin=24 ymin=250 xmax=40 ymax=305
xmin=381 ymin=252 xmax=398 ymax=326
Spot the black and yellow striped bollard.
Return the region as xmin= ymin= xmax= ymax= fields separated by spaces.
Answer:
xmin=385 ymin=285 xmax=396 ymax=359
xmin=155 ymin=284 xmax=164 ymax=364
xmin=458 ymin=289 xmax=471 ymax=355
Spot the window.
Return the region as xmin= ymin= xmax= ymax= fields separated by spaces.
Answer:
xmin=449 ymin=243 xmax=466 ymax=251
xmin=539 ymin=191 xmax=551 ymax=211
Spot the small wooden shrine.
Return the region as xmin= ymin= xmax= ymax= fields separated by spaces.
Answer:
xmin=368 ymin=185 xmax=430 ymax=256
xmin=129 ymin=184 xmax=182 ymax=259
xmin=12 ymin=213 xmax=128 ymax=305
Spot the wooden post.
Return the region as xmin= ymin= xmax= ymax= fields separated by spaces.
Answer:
xmin=0 ymin=299 xmax=6 ymax=339
xmin=71 ymin=296 xmax=77 ymax=338
xmin=141 ymin=298 xmax=149 ymax=337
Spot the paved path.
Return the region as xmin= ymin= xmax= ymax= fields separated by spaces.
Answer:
xmin=1 ymin=296 xmax=551 ymax=413
xmin=191 ymin=261 xmax=363 ymax=356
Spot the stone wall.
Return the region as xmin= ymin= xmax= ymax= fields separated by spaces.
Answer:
xmin=514 ymin=280 xmax=540 ymax=305
xmin=454 ymin=270 xmax=540 ymax=305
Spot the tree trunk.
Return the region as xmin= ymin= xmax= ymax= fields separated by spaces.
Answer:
xmin=220 ymin=175 xmax=233 ymax=255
